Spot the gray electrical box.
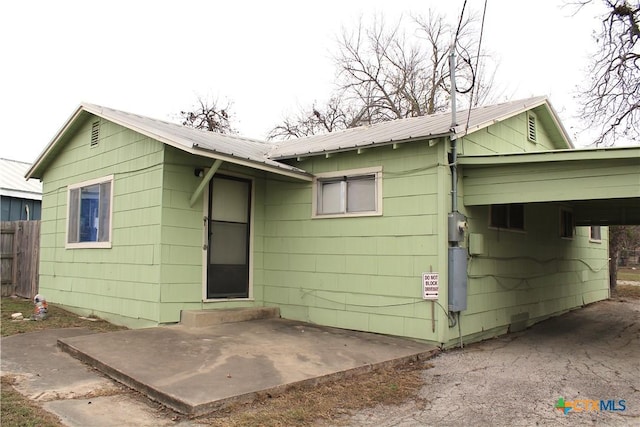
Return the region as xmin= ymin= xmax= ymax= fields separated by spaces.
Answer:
xmin=448 ymin=247 xmax=468 ymax=311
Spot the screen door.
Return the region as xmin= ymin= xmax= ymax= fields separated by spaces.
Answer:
xmin=207 ymin=176 xmax=251 ymax=298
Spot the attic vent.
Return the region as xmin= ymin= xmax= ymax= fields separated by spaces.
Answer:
xmin=90 ymin=121 xmax=100 ymax=147
xmin=527 ymin=113 xmax=537 ymax=143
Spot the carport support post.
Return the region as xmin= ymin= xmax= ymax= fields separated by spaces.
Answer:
xmin=189 ymin=159 xmax=224 ymax=207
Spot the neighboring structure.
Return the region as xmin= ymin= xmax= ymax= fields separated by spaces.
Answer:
xmin=26 ymin=97 xmax=640 ymax=346
xmin=1 ymin=158 xmax=42 ymax=221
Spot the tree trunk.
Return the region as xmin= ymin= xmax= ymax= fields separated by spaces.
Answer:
xmin=609 ymin=251 xmax=618 ymax=291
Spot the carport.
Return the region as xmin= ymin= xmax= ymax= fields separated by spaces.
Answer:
xmin=459 ymin=146 xmax=640 ymax=225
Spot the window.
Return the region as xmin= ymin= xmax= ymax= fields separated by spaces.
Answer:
xmin=490 ymin=203 xmax=525 ymax=231
xmin=67 ymin=175 xmax=113 ymax=248
xmin=313 ymin=167 xmax=382 ymax=218
xmin=527 ymin=112 xmax=537 ymax=143
xmin=560 ymin=208 xmax=574 ymax=239
xmin=590 ymin=226 xmax=602 ymax=242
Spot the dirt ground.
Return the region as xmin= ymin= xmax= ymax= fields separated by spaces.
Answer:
xmin=339 ymin=297 xmax=640 ymax=426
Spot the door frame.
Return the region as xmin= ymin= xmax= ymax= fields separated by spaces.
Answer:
xmin=201 ymin=171 xmax=255 ymax=302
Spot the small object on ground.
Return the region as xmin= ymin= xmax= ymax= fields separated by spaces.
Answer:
xmin=11 ymin=312 xmax=23 ymax=320
xmin=31 ymin=294 xmax=48 ymax=321
xmin=79 ymin=316 xmax=99 ymax=322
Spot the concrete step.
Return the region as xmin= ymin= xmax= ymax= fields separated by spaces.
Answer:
xmin=180 ymin=306 xmax=280 ymax=328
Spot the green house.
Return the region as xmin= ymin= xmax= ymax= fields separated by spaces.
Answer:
xmin=26 ymin=97 xmax=640 ymax=346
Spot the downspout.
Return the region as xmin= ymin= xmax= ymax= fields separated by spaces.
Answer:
xmin=449 ymin=47 xmax=458 ymax=214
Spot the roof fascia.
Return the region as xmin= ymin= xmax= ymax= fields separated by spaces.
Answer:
xmin=458 ymin=146 xmax=640 ymax=166
xmin=189 ymin=145 xmax=312 ymax=181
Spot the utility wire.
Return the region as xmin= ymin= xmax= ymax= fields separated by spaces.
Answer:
xmin=464 ymin=0 xmax=488 ymax=136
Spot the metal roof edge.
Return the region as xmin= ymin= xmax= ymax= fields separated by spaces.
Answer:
xmin=269 ymin=134 xmax=450 ymax=160
xmin=26 ymin=105 xmax=86 ymax=180
xmin=453 ymin=96 xmax=547 ymax=136
xmin=191 ymin=144 xmax=313 ymax=181
xmin=0 ymin=188 xmax=43 ymax=200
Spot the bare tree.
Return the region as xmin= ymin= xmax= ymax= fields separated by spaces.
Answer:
xmin=180 ymin=96 xmax=236 ymax=134
xmin=269 ymin=10 xmax=497 ymax=139
xmin=268 ymin=96 xmax=363 ymax=139
xmin=576 ymin=0 xmax=640 ymax=145
xmin=609 ymin=225 xmax=640 ymax=289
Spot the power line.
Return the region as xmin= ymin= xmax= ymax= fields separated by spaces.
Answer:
xmin=464 ymin=0 xmax=488 ymax=136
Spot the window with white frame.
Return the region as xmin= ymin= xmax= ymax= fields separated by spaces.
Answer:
xmin=67 ymin=175 xmax=113 ymax=248
xmin=313 ymin=167 xmax=382 ymax=217
xmin=590 ymin=225 xmax=602 ymax=242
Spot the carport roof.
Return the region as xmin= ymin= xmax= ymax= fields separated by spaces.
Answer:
xmin=459 ymin=146 xmax=640 ymax=225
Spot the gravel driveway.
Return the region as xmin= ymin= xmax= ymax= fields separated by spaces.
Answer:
xmin=341 ymin=298 xmax=640 ymax=426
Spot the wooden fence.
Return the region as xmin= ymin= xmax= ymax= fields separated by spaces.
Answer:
xmin=1 ymin=221 xmax=40 ymax=298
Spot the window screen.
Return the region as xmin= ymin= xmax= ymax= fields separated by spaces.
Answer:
xmin=317 ymin=173 xmax=377 ymax=215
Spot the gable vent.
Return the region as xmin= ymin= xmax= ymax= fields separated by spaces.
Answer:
xmin=527 ymin=113 xmax=537 ymax=143
xmin=90 ymin=121 xmax=100 ymax=147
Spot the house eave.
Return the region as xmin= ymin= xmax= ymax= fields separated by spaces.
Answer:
xmin=458 ymin=146 xmax=640 ymax=166
xmin=271 ymin=134 xmax=449 ymax=161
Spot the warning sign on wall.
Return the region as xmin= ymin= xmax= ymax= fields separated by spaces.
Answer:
xmin=422 ymin=272 xmax=439 ymax=300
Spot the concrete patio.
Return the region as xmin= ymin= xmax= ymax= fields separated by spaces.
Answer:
xmin=55 ymin=311 xmax=439 ymax=416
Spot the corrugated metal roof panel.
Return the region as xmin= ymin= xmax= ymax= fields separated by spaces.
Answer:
xmin=80 ymin=103 xmax=303 ymax=174
xmin=269 ymin=96 xmax=555 ymax=159
xmin=0 ymin=158 xmax=42 ymax=200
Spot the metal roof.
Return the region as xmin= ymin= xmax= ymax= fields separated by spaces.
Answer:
xmin=0 ymin=158 xmax=42 ymax=200
xmin=269 ymin=96 xmax=571 ymax=159
xmin=26 ymin=96 xmax=572 ymax=181
xmin=27 ymin=103 xmax=311 ymax=181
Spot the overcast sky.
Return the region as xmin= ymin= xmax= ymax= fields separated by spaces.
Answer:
xmin=1 ymin=0 xmax=604 ymax=163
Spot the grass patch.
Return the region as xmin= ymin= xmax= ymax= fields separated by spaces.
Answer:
xmin=1 ymin=297 xmax=128 ymax=425
xmin=1 ymin=376 xmax=64 ymax=427
xmin=1 ymin=297 xmax=127 ymax=337
xmin=197 ymin=362 xmax=433 ymax=426
xmin=615 ymin=284 xmax=640 ymax=299
xmin=618 ymin=267 xmax=640 ymax=282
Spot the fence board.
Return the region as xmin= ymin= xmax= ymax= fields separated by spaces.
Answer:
xmin=1 ymin=221 xmax=40 ymax=298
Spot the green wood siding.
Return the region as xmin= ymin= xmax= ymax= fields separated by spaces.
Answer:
xmin=263 ymin=142 xmax=449 ymax=342
xmin=156 ymin=149 xmax=263 ymax=322
xmin=36 ymin=109 xmax=611 ymax=342
xmin=456 ymin=202 xmax=609 ymax=345
xmin=39 ymin=117 xmax=164 ymax=327
xmin=460 ymin=110 xmax=563 ymax=155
